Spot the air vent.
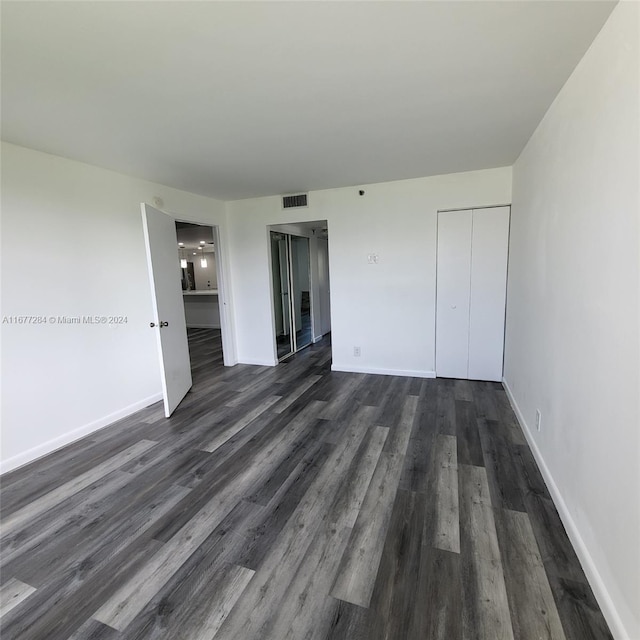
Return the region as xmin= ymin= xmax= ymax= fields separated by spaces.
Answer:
xmin=282 ymin=193 xmax=308 ymax=209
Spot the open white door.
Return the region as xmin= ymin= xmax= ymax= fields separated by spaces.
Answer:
xmin=141 ymin=203 xmax=192 ymax=417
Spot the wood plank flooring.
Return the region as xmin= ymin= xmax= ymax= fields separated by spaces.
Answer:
xmin=0 ymin=329 xmax=613 ymax=640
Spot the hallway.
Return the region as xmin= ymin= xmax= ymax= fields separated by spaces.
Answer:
xmin=187 ymin=328 xmax=224 ymax=381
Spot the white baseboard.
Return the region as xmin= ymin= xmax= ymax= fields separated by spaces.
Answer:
xmin=313 ymin=331 xmax=330 ymax=344
xmin=238 ymin=358 xmax=277 ymax=367
xmin=331 ymin=363 xmax=436 ymax=378
xmin=502 ymin=377 xmax=629 ymax=640
xmin=0 ymin=393 xmax=163 ymax=475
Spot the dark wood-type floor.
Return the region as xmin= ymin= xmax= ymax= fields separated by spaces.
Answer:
xmin=0 ymin=329 xmax=612 ymax=640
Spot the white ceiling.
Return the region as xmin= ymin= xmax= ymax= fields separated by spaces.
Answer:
xmin=1 ymin=1 xmax=616 ymax=201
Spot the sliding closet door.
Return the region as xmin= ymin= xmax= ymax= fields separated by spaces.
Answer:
xmin=317 ymin=238 xmax=331 ymax=336
xmin=435 ymin=210 xmax=472 ymax=379
xmin=271 ymin=232 xmax=293 ymax=360
xmin=271 ymin=231 xmax=314 ymax=361
xmin=468 ymin=206 xmax=510 ymax=381
xmin=290 ymin=235 xmax=312 ymax=350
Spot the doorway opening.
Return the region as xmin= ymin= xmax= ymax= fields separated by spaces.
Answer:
xmin=175 ymin=221 xmax=225 ymax=380
xmin=269 ymin=221 xmax=331 ymax=362
xmin=142 ymin=203 xmax=233 ymax=417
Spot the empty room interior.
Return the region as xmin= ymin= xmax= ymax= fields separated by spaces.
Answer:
xmin=0 ymin=2 xmax=638 ymax=640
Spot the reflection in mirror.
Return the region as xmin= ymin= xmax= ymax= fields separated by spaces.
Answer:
xmin=291 ymin=236 xmax=312 ymax=350
xmin=271 ymin=232 xmax=293 ymax=359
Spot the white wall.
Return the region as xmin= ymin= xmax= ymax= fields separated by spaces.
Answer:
xmin=317 ymin=237 xmax=331 ymax=338
xmin=227 ymin=168 xmax=512 ymax=371
xmin=503 ymin=4 xmax=639 ymax=639
xmin=0 ymin=142 xmax=229 ymax=471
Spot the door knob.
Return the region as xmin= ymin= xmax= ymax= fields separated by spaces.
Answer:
xmin=451 ymin=304 xmax=457 ymax=309
xmin=160 ymin=321 xmax=169 ymax=327
xmin=150 ymin=322 xmax=156 ymax=328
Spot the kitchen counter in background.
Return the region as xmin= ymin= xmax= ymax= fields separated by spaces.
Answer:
xmin=182 ymin=290 xmax=220 ymax=328
xmin=182 ymin=289 xmax=218 ymax=296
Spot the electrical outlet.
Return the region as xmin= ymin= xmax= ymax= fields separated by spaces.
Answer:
xmin=535 ymin=409 xmax=541 ymax=432
xmin=353 ymin=346 xmax=361 ymax=357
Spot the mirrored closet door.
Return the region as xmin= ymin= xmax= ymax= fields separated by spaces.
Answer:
xmin=270 ymin=231 xmax=312 ymax=360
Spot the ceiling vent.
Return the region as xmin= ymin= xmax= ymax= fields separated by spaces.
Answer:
xmin=282 ymin=193 xmax=308 ymax=209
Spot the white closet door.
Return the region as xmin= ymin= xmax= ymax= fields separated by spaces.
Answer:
xmin=468 ymin=206 xmax=510 ymax=382
xmin=435 ymin=210 xmax=472 ymax=379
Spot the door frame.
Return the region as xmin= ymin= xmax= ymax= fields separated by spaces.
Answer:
xmin=434 ymin=204 xmax=511 ymax=380
xmin=267 ymin=225 xmax=316 ymax=363
xmin=148 ymin=205 xmax=236 ymax=367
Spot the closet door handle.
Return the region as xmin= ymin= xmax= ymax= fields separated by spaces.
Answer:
xmin=160 ymin=321 xmax=169 ymax=328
